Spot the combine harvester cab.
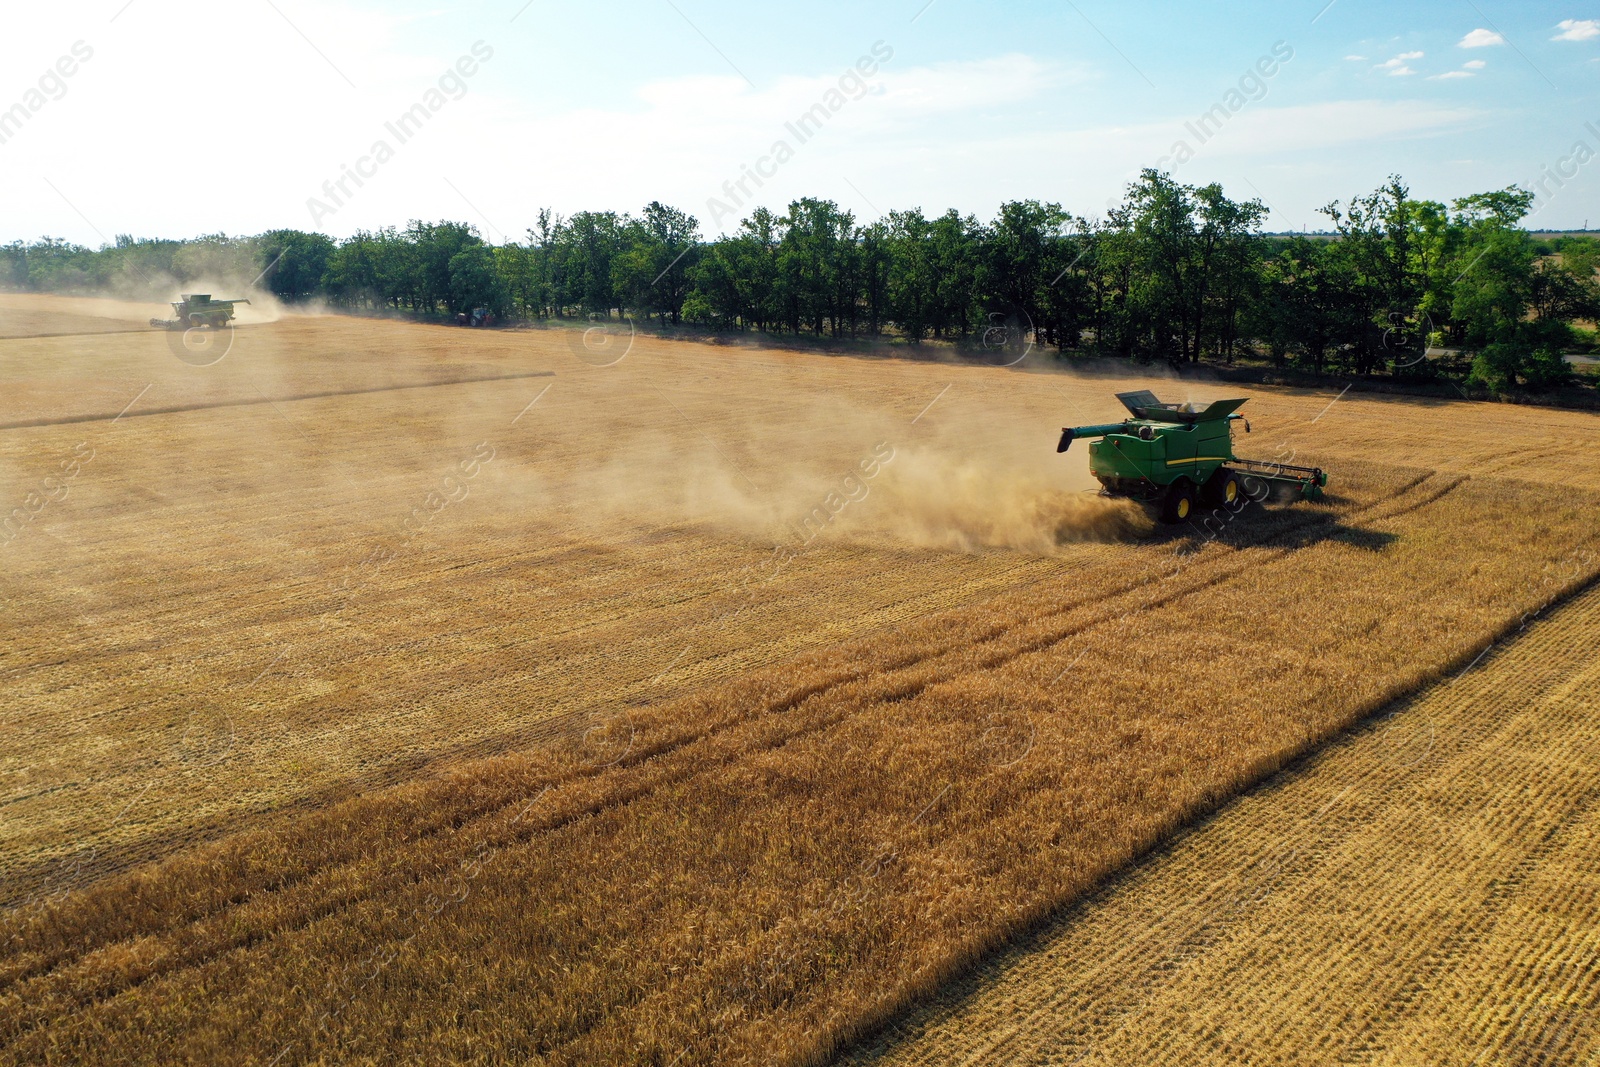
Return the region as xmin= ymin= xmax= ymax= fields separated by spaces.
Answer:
xmin=1058 ymin=390 xmax=1327 ymax=523
xmin=150 ymin=294 xmax=250 ymax=331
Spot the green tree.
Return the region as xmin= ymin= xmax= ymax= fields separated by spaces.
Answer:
xmin=926 ymin=209 xmax=982 ymax=340
xmin=776 ymin=198 xmax=854 ymax=335
xmin=858 ymin=219 xmax=891 ymax=337
xmin=1115 ymin=171 xmax=1261 ymax=364
xmin=980 ymin=199 xmax=1071 ymax=350
xmin=613 ymin=202 xmax=701 ymax=325
xmin=447 ymin=243 xmax=509 ymax=316
xmin=1449 ymin=188 xmax=1537 ymax=349
xmin=886 ymin=208 xmax=935 ymax=342
xmin=322 ymin=230 xmax=380 ymax=309
xmin=1192 ymin=184 xmax=1266 ymax=362
xmin=257 ymin=230 xmax=335 ymax=302
xmin=1253 ymin=236 xmax=1366 ymax=374
xmin=560 ymin=211 xmax=625 ymax=317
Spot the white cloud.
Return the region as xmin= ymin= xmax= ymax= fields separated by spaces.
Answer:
xmin=868 ymin=54 xmax=1084 ymax=116
xmin=1459 ymin=28 xmax=1506 ymax=47
xmin=288 ymin=53 xmax=1092 ymax=237
xmin=1552 ymin=19 xmax=1600 ymax=41
xmin=1162 ymin=98 xmax=1483 ymax=155
xmin=919 ymin=98 xmax=1488 ymax=227
xmin=423 ymin=95 xmax=1487 ymax=238
xmin=1345 ymin=54 xmax=1366 ymax=61
xmin=1377 ymin=51 xmax=1424 ymax=75
xmin=1435 ymin=57 xmax=1487 ymax=78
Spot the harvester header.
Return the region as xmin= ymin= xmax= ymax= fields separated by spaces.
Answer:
xmin=1059 ymin=391 xmax=1327 ymax=523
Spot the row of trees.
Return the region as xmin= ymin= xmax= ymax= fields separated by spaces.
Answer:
xmin=4 ymin=173 xmax=1596 ymax=391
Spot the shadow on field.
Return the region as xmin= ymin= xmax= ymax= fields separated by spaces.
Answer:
xmin=1291 ymin=522 xmax=1398 ymax=552
xmin=1143 ymin=494 xmax=1397 ymax=555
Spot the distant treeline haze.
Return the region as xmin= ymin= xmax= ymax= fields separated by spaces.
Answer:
xmin=4 ymin=171 xmax=1597 ymax=391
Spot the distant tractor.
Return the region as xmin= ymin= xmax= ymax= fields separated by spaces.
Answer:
xmin=150 ymin=294 xmax=250 ymax=331
xmin=1058 ymin=390 xmax=1328 ymax=523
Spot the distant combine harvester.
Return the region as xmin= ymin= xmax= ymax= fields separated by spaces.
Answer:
xmin=149 ymin=294 xmax=249 ymax=331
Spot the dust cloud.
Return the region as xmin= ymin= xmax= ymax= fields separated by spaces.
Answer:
xmin=537 ymin=396 xmax=1153 ymax=558
xmin=0 ymin=287 xmax=1151 ymax=559
xmin=142 ymin=278 xmax=284 ymax=326
xmin=0 ymin=286 xmax=282 ymax=331
xmin=32 ymin=254 xmax=293 ymax=326
xmin=859 ymin=446 xmax=1153 ymax=553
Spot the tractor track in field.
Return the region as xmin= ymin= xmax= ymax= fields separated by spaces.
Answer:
xmin=0 ymin=329 xmax=169 ymax=341
xmin=0 ymin=462 xmax=1471 ymax=930
xmin=0 ymin=371 xmax=556 ymax=430
xmin=23 ymin=538 xmax=1593 ymax=1067
xmin=1 ymin=467 xmax=1429 ymax=916
xmin=0 ymin=531 xmax=1060 ymax=912
xmin=0 ymin=469 xmax=1479 ymax=1019
xmin=1469 ymin=444 xmax=1572 ymax=479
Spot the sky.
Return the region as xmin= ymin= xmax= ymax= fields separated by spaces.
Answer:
xmin=2 ymin=0 xmax=1598 ymax=245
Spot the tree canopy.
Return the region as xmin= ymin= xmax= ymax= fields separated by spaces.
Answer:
xmin=4 ymin=171 xmax=1596 ymax=393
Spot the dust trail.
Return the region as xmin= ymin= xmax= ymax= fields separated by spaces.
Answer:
xmin=539 ymin=419 xmax=1152 ymax=557
xmin=143 ymin=278 xmax=284 ymax=326
xmin=849 ymin=446 xmax=1153 ymax=553
xmin=551 ymin=429 xmax=795 ymax=540
xmin=0 ymin=287 xmax=282 ymax=332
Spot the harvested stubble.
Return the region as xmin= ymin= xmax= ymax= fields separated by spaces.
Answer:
xmin=845 ymin=580 xmax=1600 ymax=1066
xmin=0 ymin=293 xmax=166 ymax=341
xmin=3 ymin=465 xmax=1597 ymax=1064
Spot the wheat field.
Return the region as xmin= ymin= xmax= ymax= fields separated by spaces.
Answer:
xmin=2 ymin=293 xmax=1133 ymax=902
xmin=2 ymin=295 xmax=1598 ymax=1065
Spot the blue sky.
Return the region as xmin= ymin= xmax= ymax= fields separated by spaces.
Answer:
xmin=3 ymin=0 xmax=1598 ymax=244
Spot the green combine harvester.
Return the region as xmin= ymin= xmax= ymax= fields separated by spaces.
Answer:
xmin=1058 ymin=391 xmax=1327 ymax=523
xmin=150 ymin=294 xmax=250 ymax=331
